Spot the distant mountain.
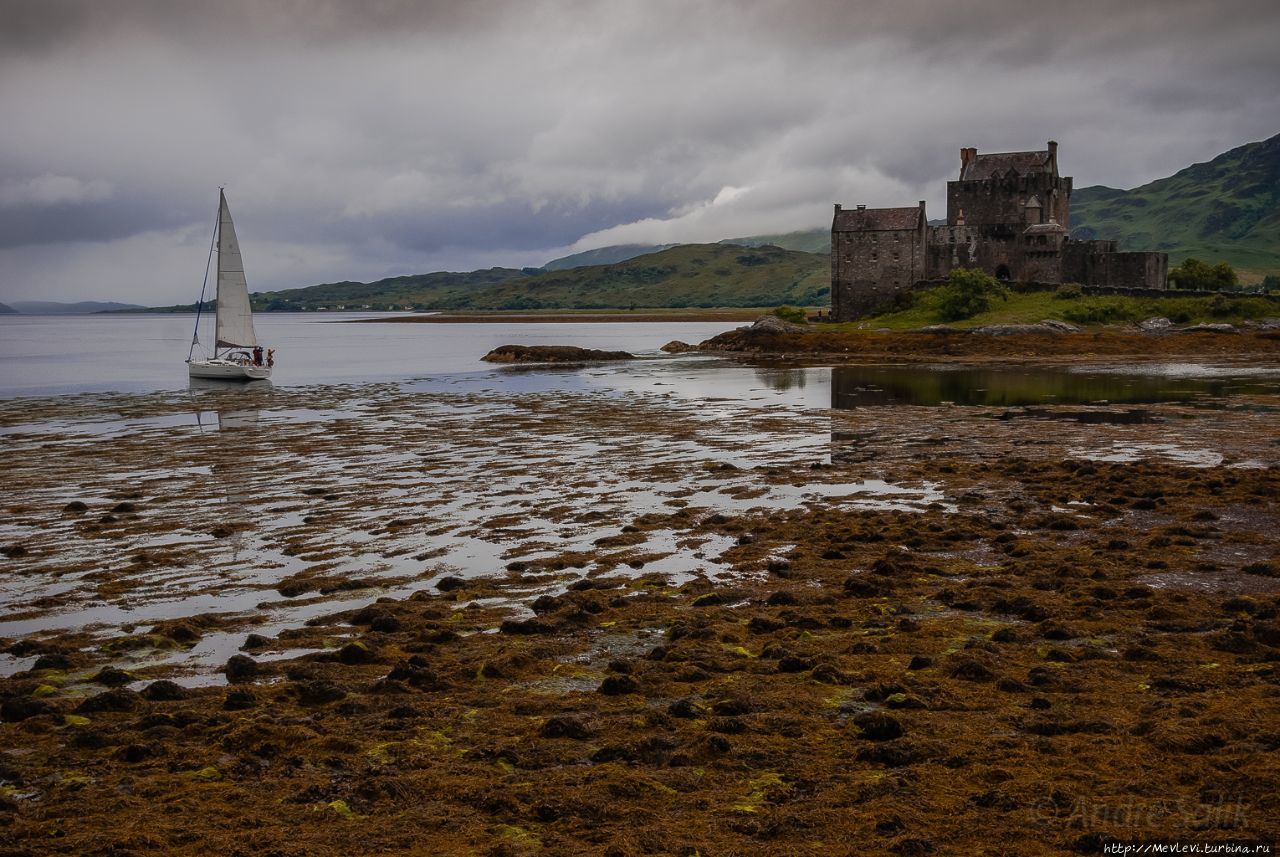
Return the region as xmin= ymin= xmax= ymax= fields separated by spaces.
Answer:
xmin=9 ymin=300 xmax=146 ymax=314
xmin=542 ymin=244 xmax=677 ymax=271
xmin=1072 ymin=132 xmax=1280 ymax=274
xmin=0 ymin=302 xmax=16 ymax=314
xmin=720 ymin=229 xmax=830 ymax=254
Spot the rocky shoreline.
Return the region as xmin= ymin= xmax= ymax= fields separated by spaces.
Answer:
xmin=1 ymin=369 xmax=1278 ymax=854
xmin=662 ymin=316 xmax=1280 ymax=363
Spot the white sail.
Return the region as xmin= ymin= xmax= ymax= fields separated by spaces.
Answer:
xmin=214 ymin=191 xmax=258 ymax=350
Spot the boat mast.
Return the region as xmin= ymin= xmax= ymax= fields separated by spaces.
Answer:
xmin=187 ymin=191 xmax=222 ymax=362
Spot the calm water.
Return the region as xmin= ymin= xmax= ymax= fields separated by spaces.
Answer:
xmin=0 ymin=313 xmax=740 ymax=398
xmin=1 ymin=313 xmax=1277 ymax=406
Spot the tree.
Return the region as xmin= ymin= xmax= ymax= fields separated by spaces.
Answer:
xmin=1168 ymin=258 xmax=1238 ymax=291
xmin=938 ymin=268 xmax=1007 ymax=321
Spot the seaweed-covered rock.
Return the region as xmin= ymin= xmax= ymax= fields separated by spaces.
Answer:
xmin=851 ymin=712 xmax=904 ymax=741
xmin=224 ymin=654 xmax=259 ymax=682
xmin=141 ymin=681 xmax=190 ymax=702
xmin=294 ymin=679 xmax=347 ymax=705
xmin=481 ymin=345 xmax=634 ymax=364
xmin=1 ymin=696 xmax=55 ymax=722
xmin=76 ymin=688 xmax=142 ymax=714
xmin=539 ymin=715 xmax=594 ymax=740
xmin=338 ymin=640 xmax=377 ymax=665
xmin=597 ymin=675 xmax=640 ymax=695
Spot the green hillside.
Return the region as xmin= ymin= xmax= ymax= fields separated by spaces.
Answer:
xmin=250 ymin=267 xmax=530 ymax=311
xmin=138 ymin=244 xmax=829 ymax=312
xmin=1072 ymin=132 xmax=1280 ymax=275
xmin=447 ymin=243 xmax=829 ymax=310
xmin=138 ymin=267 xmax=531 ymax=312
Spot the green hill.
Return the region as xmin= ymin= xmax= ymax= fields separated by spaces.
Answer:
xmin=1072 ymin=132 xmax=1280 ymax=275
xmin=138 ymin=244 xmax=829 ymax=312
xmin=444 ymin=243 xmax=829 ymax=310
xmin=138 ymin=267 xmax=531 ymax=312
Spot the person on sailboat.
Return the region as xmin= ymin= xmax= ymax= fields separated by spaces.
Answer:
xmin=253 ymin=346 xmax=264 ymax=366
xmin=267 ymin=348 xmax=275 ymax=367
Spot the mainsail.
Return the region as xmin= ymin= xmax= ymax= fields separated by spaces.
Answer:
xmin=214 ymin=191 xmax=258 ymax=350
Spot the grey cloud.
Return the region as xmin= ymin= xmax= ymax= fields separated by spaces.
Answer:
xmin=1 ymin=0 xmax=1277 ymax=303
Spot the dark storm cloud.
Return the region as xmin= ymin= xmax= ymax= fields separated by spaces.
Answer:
xmin=1 ymin=0 xmax=1277 ymax=302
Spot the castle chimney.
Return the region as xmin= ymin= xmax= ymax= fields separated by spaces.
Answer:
xmin=1047 ymin=140 xmax=1058 ymax=170
xmin=960 ymin=147 xmax=977 ymax=171
xmin=834 ymin=203 xmax=841 ymax=213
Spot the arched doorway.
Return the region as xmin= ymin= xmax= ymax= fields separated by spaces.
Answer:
xmin=994 ymin=264 xmax=1011 ymax=282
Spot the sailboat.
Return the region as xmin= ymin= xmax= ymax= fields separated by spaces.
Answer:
xmin=187 ymin=190 xmax=272 ymax=381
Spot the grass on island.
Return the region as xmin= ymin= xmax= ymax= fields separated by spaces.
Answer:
xmin=831 ymin=285 xmax=1279 ymax=331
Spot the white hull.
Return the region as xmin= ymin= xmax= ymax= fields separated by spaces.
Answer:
xmin=188 ymin=359 xmax=271 ymax=381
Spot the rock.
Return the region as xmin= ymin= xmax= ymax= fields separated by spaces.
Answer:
xmin=1241 ymin=317 xmax=1280 ymax=331
xmin=76 ymin=688 xmax=141 ymax=713
xmin=852 ymin=711 xmax=904 ymax=741
xmin=539 ymin=715 xmax=594 ymax=740
xmin=1 ymin=544 xmax=28 ymax=559
xmin=948 ymin=658 xmax=996 ymax=681
xmin=747 ymin=315 xmax=806 ymax=334
xmin=481 ymin=345 xmax=635 ymax=363
xmin=1 ymin=697 xmax=55 ymax=722
xmin=337 ymin=640 xmax=377 ymax=665
xmin=384 ymin=658 xmax=442 ymax=690
xmin=499 ymin=617 xmax=554 ymax=635
xmin=1037 ymin=319 xmax=1080 ymax=332
xmin=777 ymin=655 xmax=815 ymax=673
xmin=294 ymin=679 xmax=347 ymax=705
xmin=668 ymin=698 xmax=705 ymax=719
xmin=1178 ymin=323 xmax=1238 ymax=334
xmin=1138 ymin=316 xmax=1173 ymax=332
xmin=691 ymin=592 xmax=725 ymax=607
xmin=32 ymin=652 xmax=74 ymax=670
xmin=1242 ymin=562 xmax=1276 ymax=577
xmin=91 ymin=666 xmax=135 ymax=687
xmin=971 ymin=321 xmax=1078 ymax=336
xmin=141 ymin=680 xmax=190 ymax=701
xmin=435 ymin=575 xmax=466 ymax=592
xmin=660 ymin=340 xmax=699 ymax=354
xmin=241 ymin=633 xmax=272 ymax=650
xmin=597 ymin=675 xmax=640 ymax=695
xmin=117 ymin=743 xmax=161 ymax=763
xmin=223 ymin=689 xmax=256 ymax=710
xmin=912 ymin=325 xmax=964 ymax=334
xmin=369 ymin=614 xmax=402 ymax=633
xmin=224 ymin=654 xmax=259 ymax=682
xmin=63 ymin=501 xmax=89 ymax=513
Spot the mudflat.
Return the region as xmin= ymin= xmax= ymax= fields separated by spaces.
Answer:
xmin=0 ymin=358 xmax=1277 ymax=855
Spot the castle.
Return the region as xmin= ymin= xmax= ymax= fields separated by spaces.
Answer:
xmin=830 ymin=141 xmax=1168 ymax=320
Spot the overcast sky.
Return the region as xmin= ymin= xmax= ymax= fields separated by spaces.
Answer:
xmin=1 ymin=0 xmax=1277 ymax=304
